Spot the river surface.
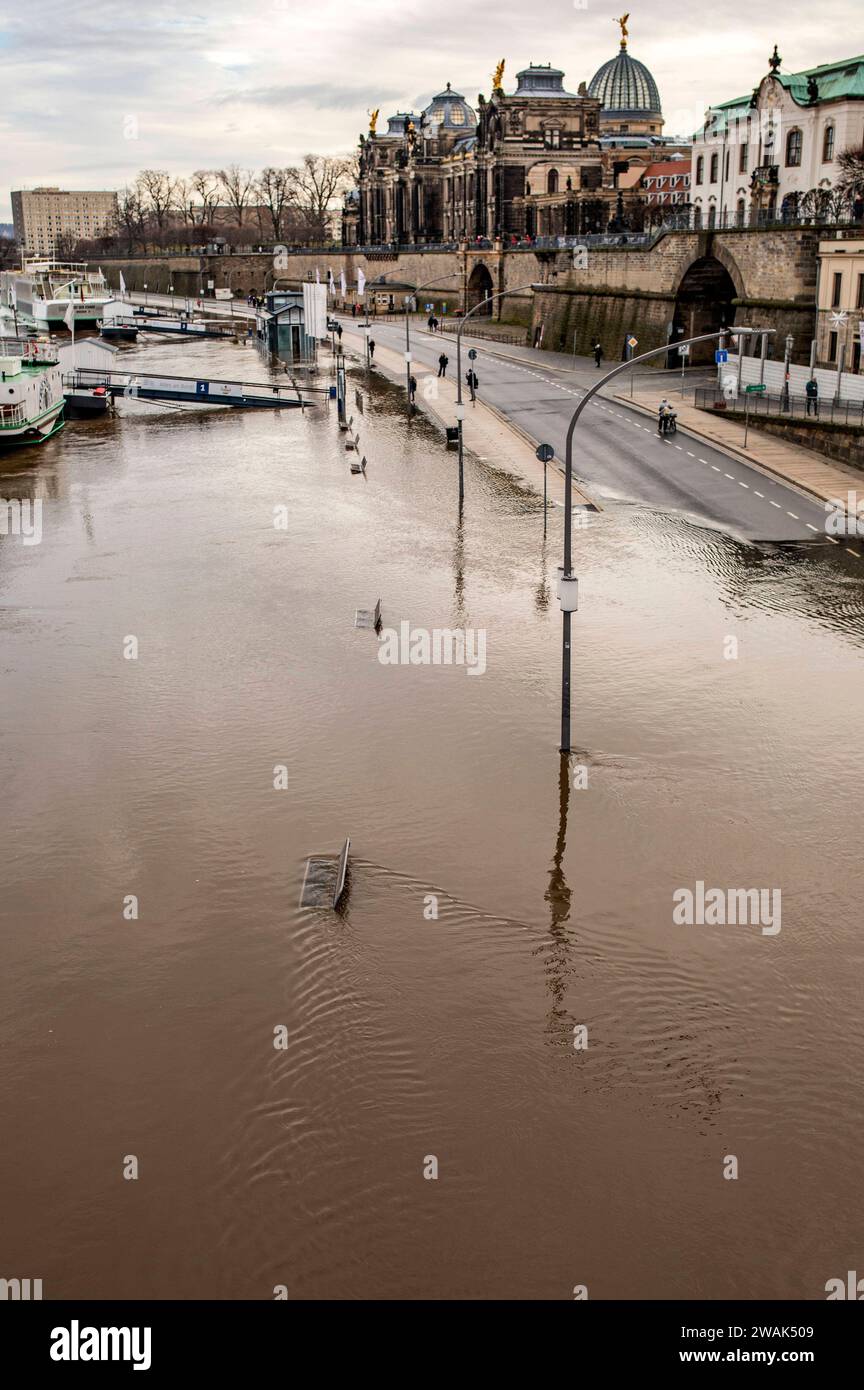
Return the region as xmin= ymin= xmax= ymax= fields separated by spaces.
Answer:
xmin=2 ymin=333 xmax=863 ymax=1300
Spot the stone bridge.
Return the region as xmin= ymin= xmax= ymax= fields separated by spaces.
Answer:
xmin=100 ymin=226 xmax=821 ymax=365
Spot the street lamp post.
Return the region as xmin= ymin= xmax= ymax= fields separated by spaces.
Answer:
xmin=143 ymin=282 xmax=148 ymax=307
xmin=558 ymin=327 xmax=774 ymax=753
xmin=403 ymin=272 xmax=461 ymax=415
xmin=455 ymin=279 xmax=540 ymax=504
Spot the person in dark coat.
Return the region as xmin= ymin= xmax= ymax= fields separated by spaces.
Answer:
xmin=368 ymin=339 xmax=375 ymax=362
xmin=805 ymin=376 xmax=819 ymax=416
xmin=408 ymin=375 xmax=417 ymax=403
xmin=466 ymin=368 xmax=478 ymax=400
xmin=594 ymin=342 xmax=603 ymax=368
xmin=437 ymin=353 xmax=448 ymax=377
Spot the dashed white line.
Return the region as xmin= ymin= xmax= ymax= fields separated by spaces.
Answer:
xmin=787 ymin=512 xmax=799 ymax=519
xmin=738 ymin=481 xmax=749 ymax=488
xmin=711 ymin=465 xmax=721 ymax=472
xmin=686 ymin=452 xmax=695 ymax=458
xmin=769 ymin=501 xmax=782 ymax=508
xmin=754 ymin=491 xmax=765 ymax=498
xmin=806 ymin=524 xmax=819 ymax=532
xmin=724 ymin=473 xmax=735 ymax=479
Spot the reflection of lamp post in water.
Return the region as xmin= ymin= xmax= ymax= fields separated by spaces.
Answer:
xmin=558 ymin=326 xmax=774 ymax=753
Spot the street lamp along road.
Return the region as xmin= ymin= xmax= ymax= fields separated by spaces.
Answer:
xmin=455 ymin=280 xmax=540 ymax=508
xmin=558 ymin=326 xmax=775 ymax=755
xmin=403 ymin=272 xmax=461 ymax=415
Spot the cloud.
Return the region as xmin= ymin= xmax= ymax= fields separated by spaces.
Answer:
xmin=2 ymin=0 xmax=862 ymax=219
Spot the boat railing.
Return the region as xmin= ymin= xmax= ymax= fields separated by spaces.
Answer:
xmin=0 ymin=401 xmax=28 ymax=428
xmin=0 ymin=337 xmax=58 ymax=363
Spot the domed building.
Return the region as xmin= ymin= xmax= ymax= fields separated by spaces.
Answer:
xmin=588 ymin=25 xmax=664 ymax=139
xmin=422 ymin=83 xmax=477 ymax=135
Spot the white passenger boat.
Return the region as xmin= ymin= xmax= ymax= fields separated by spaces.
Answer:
xmin=0 ymin=338 xmax=65 ymax=449
xmin=0 ymin=259 xmax=111 ymax=330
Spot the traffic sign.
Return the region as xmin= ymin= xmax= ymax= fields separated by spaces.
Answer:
xmin=745 ymin=383 xmax=767 ymax=393
xmin=679 ymin=344 xmax=690 ymax=358
xmin=468 ymin=348 xmax=477 ymax=360
xmin=715 ymin=349 xmax=729 ymax=364
xmin=628 ymin=336 xmax=638 ymax=348
xmin=535 ymin=443 xmax=555 ymax=463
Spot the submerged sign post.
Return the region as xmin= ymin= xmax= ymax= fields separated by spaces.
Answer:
xmin=536 ymin=442 xmax=554 ymax=533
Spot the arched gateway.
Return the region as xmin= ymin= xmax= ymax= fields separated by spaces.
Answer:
xmin=466 ymin=262 xmax=494 ymax=315
xmin=671 ymin=256 xmax=739 ymax=364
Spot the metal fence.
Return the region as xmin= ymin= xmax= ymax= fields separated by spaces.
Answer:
xmin=694 ymin=388 xmax=864 ymax=428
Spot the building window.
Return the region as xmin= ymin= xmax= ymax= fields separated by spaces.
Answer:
xmin=544 ymin=128 xmax=560 ymax=149
xmin=857 ymin=273 xmax=864 ymax=309
xmin=785 ymin=129 xmax=803 ymax=167
xmin=547 ymin=169 xmax=559 ymax=195
xmin=823 ymin=126 xmax=835 ymax=162
xmin=832 ymin=271 xmax=843 ymax=307
xmin=737 ymin=197 xmax=746 ymax=226
xmin=828 ymin=331 xmax=838 ymax=362
xmin=695 ymin=155 xmax=704 ymax=185
xmin=739 ymin=143 xmax=748 ymax=173
xmin=708 ymin=204 xmax=717 ymax=228
xmin=710 ymin=153 xmax=719 ymax=182
xmin=725 ymin=150 xmax=731 ymax=180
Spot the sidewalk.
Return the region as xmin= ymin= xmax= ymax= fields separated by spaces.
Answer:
xmin=338 ymin=325 xmax=598 ymax=511
xmin=614 ymin=383 xmax=863 ymax=513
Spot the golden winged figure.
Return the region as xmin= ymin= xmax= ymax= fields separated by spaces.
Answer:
xmin=368 ymin=108 xmax=379 ymax=135
xmin=615 ymin=13 xmax=630 ymax=46
xmin=492 ymin=59 xmax=505 ymax=91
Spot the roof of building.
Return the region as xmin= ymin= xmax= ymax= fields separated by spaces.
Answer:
xmin=695 ymin=52 xmax=864 ymax=136
xmin=512 ymin=64 xmax=578 ymax=98
xmin=588 ymin=46 xmax=662 ymax=119
xmin=422 ymin=84 xmax=476 ymax=130
xmin=643 ymin=160 xmax=692 ymax=178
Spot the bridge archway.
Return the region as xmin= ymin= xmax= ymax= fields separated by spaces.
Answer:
xmin=672 ymin=256 xmax=738 ymax=364
xmin=466 ymin=261 xmax=494 ymax=315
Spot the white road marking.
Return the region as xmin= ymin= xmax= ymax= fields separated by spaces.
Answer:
xmin=711 ymin=465 xmax=721 ymax=472
xmin=738 ymin=481 xmax=749 ymax=488
xmin=806 ymin=524 xmax=819 ymax=532
xmin=754 ymin=491 xmax=765 ymax=498
xmin=724 ymin=473 xmax=735 ymax=479
xmin=787 ymin=512 xmax=799 ymax=519
xmin=770 ymin=501 xmax=782 ymax=508
xmin=687 ymin=452 xmax=695 ymax=457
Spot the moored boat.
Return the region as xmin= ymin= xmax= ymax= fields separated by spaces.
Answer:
xmin=0 ymin=339 xmax=65 ymax=448
xmin=0 ymin=259 xmax=111 ymax=331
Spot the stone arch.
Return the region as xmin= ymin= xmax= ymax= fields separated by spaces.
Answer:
xmin=466 ymin=260 xmax=494 ymax=315
xmin=672 ymin=254 xmax=739 ymax=364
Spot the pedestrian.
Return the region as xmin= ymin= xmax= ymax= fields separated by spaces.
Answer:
xmin=351 ymin=303 xmax=357 ymax=319
xmin=594 ymin=341 xmax=603 ymax=368
xmin=437 ymin=352 xmax=448 ymax=377
xmin=466 ymin=368 xmax=478 ymax=400
xmin=427 ymin=314 xmax=435 ymax=332
xmin=368 ymin=339 xmax=376 ymax=362
xmin=805 ymin=375 xmax=819 ymax=417
xmin=336 ymin=323 xmax=343 ymax=341
xmin=408 ymin=374 xmax=417 ymax=404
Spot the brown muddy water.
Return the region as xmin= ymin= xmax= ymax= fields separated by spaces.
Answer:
xmin=1 ymin=335 xmax=863 ymax=1301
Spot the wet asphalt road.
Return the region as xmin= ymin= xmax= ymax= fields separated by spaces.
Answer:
xmin=342 ymin=319 xmax=842 ymax=548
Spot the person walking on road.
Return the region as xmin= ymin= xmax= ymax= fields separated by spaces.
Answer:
xmin=805 ymin=376 xmax=819 ymax=417
xmin=466 ymin=368 xmax=478 ymax=401
xmin=368 ymin=339 xmax=376 ymax=362
xmin=427 ymin=314 xmax=435 ymax=332
xmin=408 ymin=375 xmax=417 ymax=404
xmin=438 ymin=353 xmax=449 ymax=378
xmin=335 ymin=323 xmax=343 ymax=342
xmin=594 ymin=341 xmax=604 ymax=368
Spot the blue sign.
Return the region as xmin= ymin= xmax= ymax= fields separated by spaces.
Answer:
xmin=715 ymin=349 xmax=729 ymax=364
xmin=196 ymin=381 xmax=209 ymax=396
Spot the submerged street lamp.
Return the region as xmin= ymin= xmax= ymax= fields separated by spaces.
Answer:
xmin=558 ymin=326 xmax=774 ymax=753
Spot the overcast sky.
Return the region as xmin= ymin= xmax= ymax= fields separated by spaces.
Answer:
xmin=1 ymin=0 xmax=861 ymax=220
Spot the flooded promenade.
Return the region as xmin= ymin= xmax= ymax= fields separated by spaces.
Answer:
xmin=2 ymin=333 xmax=864 ymax=1300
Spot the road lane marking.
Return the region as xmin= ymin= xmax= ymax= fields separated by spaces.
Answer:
xmin=806 ymin=524 xmax=819 ymax=532
xmin=787 ymin=512 xmax=799 ymax=519
xmin=711 ymin=465 xmax=721 ymax=471
xmin=738 ymin=481 xmax=749 ymax=488
xmin=725 ymin=473 xmax=735 ymax=479
xmin=754 ymin=491 xmax=765 ymax=497
xmin=687 ymin=452 xmax=695 ymax=457
xmin=770 ymin=501 xmax=781 ymax=508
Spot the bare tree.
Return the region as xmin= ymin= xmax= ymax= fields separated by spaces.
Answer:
xmin=137 ymin=169 xmax=177 ymax=234
xmin=835 ymin=144 xmax=864 ymax=201
xmin=217 ymin=165 xmax=256 ymax=228
xmin=256 ymin=166 xmax=296 ymax=241
xmin=191 ymin=169 xmax=221 ymax=226
xmin=289 ymin=154 xmax=353 ymax=242
xmin=118 ymin=185 xmax=147 ymax=254
xmin=0 ymin=236 xmax=19 ymax=269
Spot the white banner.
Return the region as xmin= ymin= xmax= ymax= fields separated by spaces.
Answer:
xmin=357 ymin=269 xmax=366 ymax=298
xmin=302 ymin=282 xmax=328 ymax=339
xmin=119 ymin=271 xmax=127 ymax=297
xmin=328 ymin=269 xmax=335 ymax=296
xmin=315 ymin=267 xmax=320 ymax=284
xmin=340 ymin=269 xmax=347 ymax=297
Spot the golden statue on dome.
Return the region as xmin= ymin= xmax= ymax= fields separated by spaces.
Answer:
xmin=615 ymin=13 xmax=630 ymax=48
xmin=368 ymin=108 xmax=379 ymax=135
xmin=492 ymin=59 xmax=505 ymax=93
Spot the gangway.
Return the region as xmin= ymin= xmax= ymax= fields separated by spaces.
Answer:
xmin=111 ymin=312 xmax=245 ymax=340
xmin=65 ymin=366 xmax=312 ymax=409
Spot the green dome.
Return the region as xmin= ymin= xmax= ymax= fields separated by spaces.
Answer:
xmin=588 ymin=48 xmax=662 ymax=120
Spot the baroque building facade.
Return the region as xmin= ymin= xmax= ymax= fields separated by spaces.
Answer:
xmin=345 ymin=25 xmax=688 ymax=247
xmin=691 ymin=47 xmax=864 ymax=227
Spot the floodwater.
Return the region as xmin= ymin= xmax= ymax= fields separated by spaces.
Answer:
xmin=2 ymin=333 xmax=863 ymax=1301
